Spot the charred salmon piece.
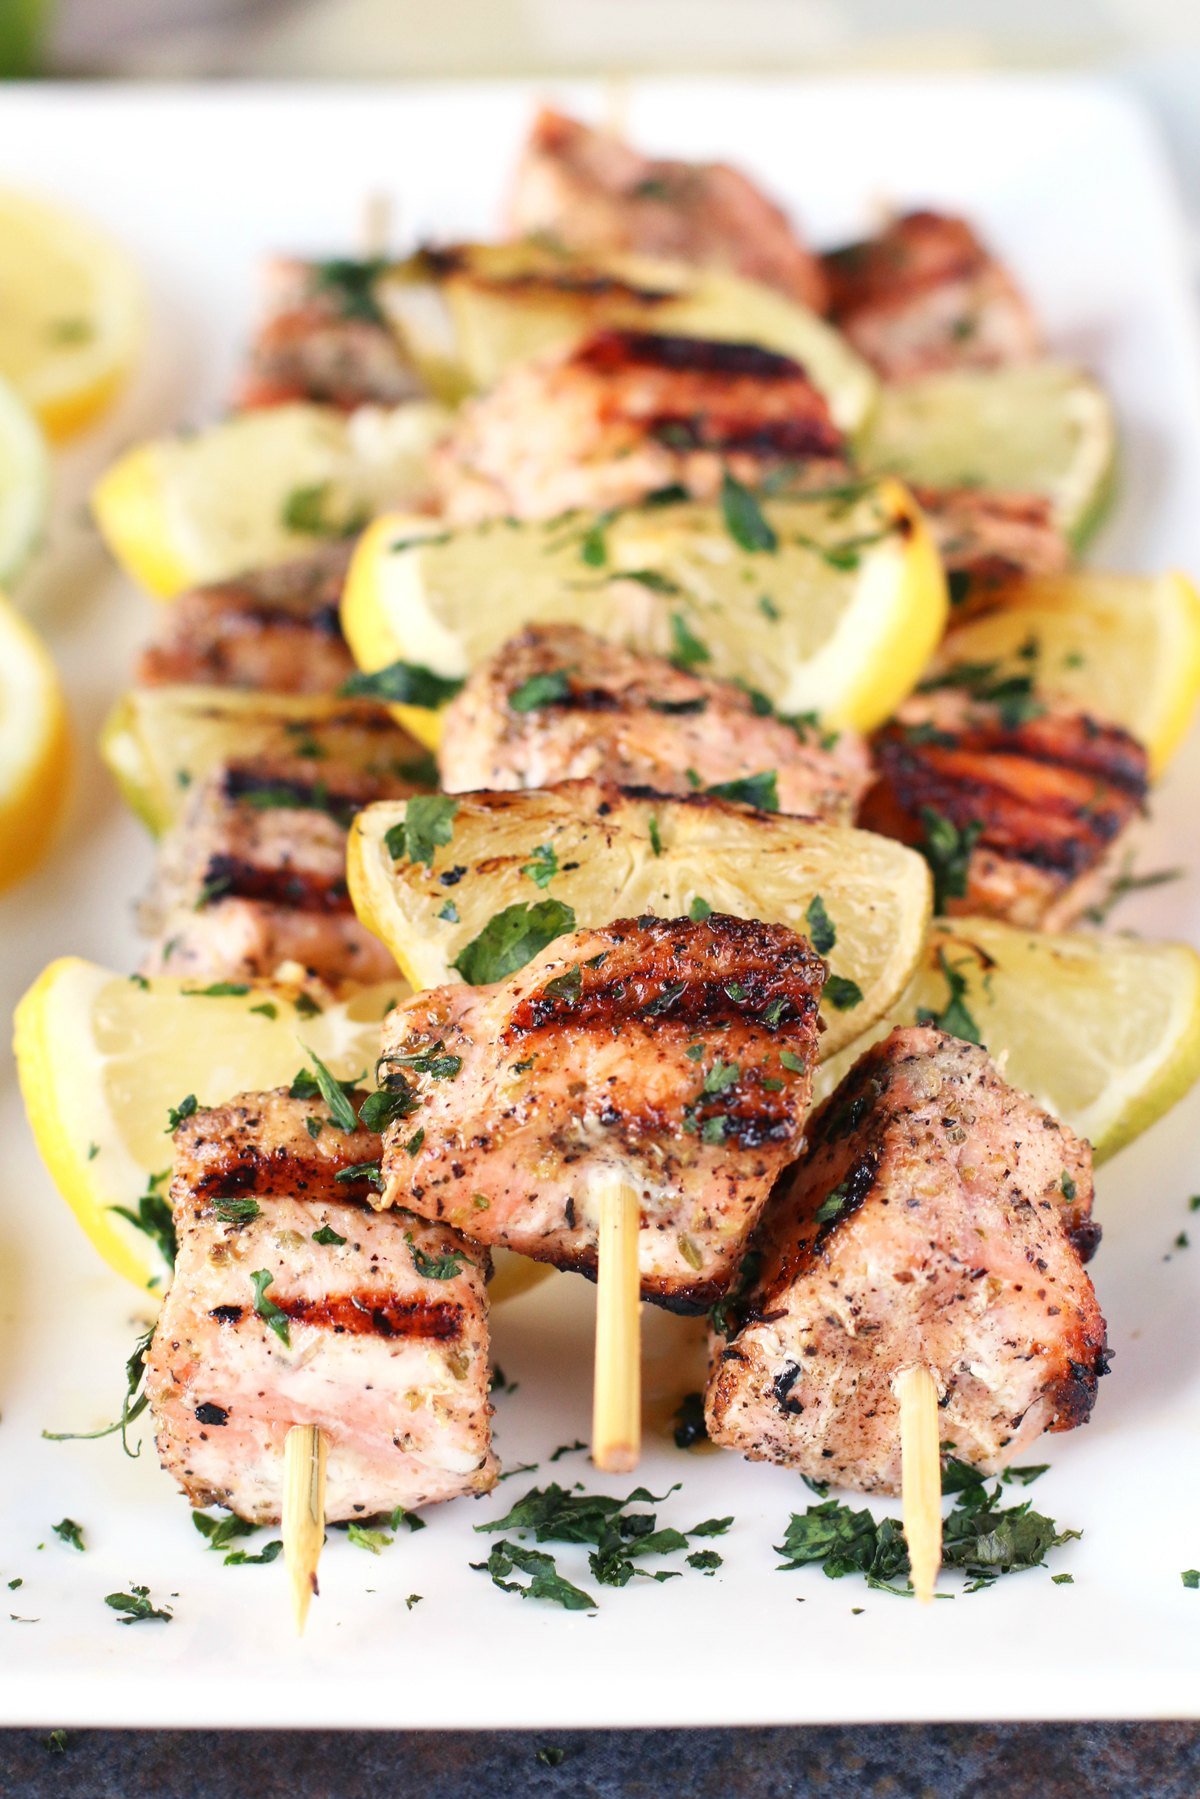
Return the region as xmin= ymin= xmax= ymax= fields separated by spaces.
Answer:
xmin=433 ymin=327 xmax=849 ymax=524
xmin=706 ymin=1024 xmax=1106 ymax=1494
xmin=376 ymin=912 xmax=825 ymax=1312
xmin=507 ymin=108 xmax=828 ymax=312
xmin=139 ymin=754 xmax=409 ymax=990
xmin=823 ymin=210 xmax=1042 ymax=381
xmin=146 ymin=1088 xmax=495 ymax=1523
xmin=913 ymin=486 xmax=1072 ymax=602
xmin=438 ymin=622 xmax=872 ymax=822
xmin=860 ymin=687 xmax=1148 ymax=929
xmin=237 ymin=256 xmax=423 ymax=411
xmin=136 ymin=548 xmax=356 ymax=694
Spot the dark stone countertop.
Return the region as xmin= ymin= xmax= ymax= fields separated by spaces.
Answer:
xmin=3 ymin=1723 xmax=1199 ymax=1797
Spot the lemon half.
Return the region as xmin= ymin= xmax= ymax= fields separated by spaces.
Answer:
xmin=0 ymin=588 xmax=70 ymax=891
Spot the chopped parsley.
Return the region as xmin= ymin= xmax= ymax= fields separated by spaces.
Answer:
xmin=758 ymin=594 xmax=780 ymax=621
xmin=689 ymin=895 xmax=712 ymax=922
xmin=384 ymin=1040 xmax=463 ymax=1080
xmin=471 ymin=1541 xmax=596 ymax=1611
xmin=42 ymin=1325 xmax=154 ymax=1458
xmin=310 ymin=256 xmax=388 ymax=323
xmin=110 ymin=1187 xmax=178 ymax=1270
xmin=340 ymin=660 xmax=465 ymax=708
xmin=165 ymin=1094 xmax=197 ymax=1134
xmin=384 ymin=794 xmax=458 ymax=870
xmin=452 ymin=898 xmax=577 ymax=985
xmin=406 ymin=1233 xmax=467 ymax=1281
xmin=1183 ymin=1570 xmax=1200 ymax=1589
xmin=249 ymin=1270 xmax=291 ymax=1347
xmin=52 ymin=1519 xmax=85 ymax=1552
xmin=721 ymin=470 xmax=777 ymax=553
xmin=522 ymin=842 xmax=559 ymax=888
xmin=917 ymin=806 xmax=982 ymax=913
xmin=249 ymin=1001 xmax=278 ymax=1020
xmin=282 ymin=482 xmax=367 ymax=540
xmin=313 ymin=1224 xmax=347 ymax=1247
xmin=804 ymin=894 xmax=837 ymax=956
xmin=438 ymin=899 xmax=459 ymax=922
xmin=669 ymin=612 xmax=711 ymax=670
xmin=182 ymin=981 xmax=251 ymax=998
xmin=1082 ymin=858 xmax=1183 ymax=926
xmin=823 ymin=975 xmax=863 ymax=1011
xmin=1061 ymin=1171 xmax=1078 ymax=1202
xmin=779 ymin=1049 xmax=806 ymax=1074
xmin=648 ymin=817 xmax=663 ymax=857
xmin=510 ymin=670 xmax=571 ymax=712
xmin=333 ymin=1159 xmax=383 ymax=1188
xmin=536 ymin=1747 xmax=568 ymax=1768
xmin=915 ymin=946 xmax=982 ymax=1045
xmin=705 ymin=770 xmax=779 ymax=812
xmin=213 ymin=1196 xmax=261 ymax=1225
xmin=105 ymin=1586 xmax=172 ymax=1625
xmin=291 ymin=1049 xmax=361 ymax=1132
xmin=919 ymin=658 xmax=1045 ymax=730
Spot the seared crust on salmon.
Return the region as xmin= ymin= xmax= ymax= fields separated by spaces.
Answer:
xmin=136 ymin=549 xmax=356 ymax=694
xmin=438 ymin=624 xmax=871 ymax=821
xmin=914 ymin=486 xmax=1072 ymax=597
xmin=238 ymin=256 xmax=422 ymax=411
xmin=146 ymin=1088 xmax=496 ymax=1522
xmin=508 ymin=109 xmax=828 ymax=310
xmin=860 ymin=687 xmax=1148 ymax=929
xmin=705 ymin=1025 xmax=1106 ymax=1493
xmin=433 ymin=327 xmax=848 ymax=523
xmin=377 ymin=913 xmax=825 ymax=1309
xmin=823 ymin=210 xmax=1042 ymax=381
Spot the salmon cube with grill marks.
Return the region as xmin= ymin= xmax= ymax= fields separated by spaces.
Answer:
xmin=376 ymin=913 xmax=825 ymax=1311
xmin=146 ymin=1088 xmax=496 ymax=1523
xmin=706 ymin=1024 xmax=1107 ymax=1493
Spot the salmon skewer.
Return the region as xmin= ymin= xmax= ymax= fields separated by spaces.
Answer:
xmin=237 ymin=255 xmax=423 ymax=412
xmin=706 ymin=1024 xmax=1107 ymax=1596
xmin=433 ymin=327 xmax=848 ymax=524
xmin=507 ymin=108 xmax=829 ymax=312
xmin=146 ymin=1087 xmax=496 ymax=1626
xmin=860 ymin=686 xmax=1148 ymax=928
xmin=438 ymin=623 xmax=872 ymax=822
xmin=373 ymin=912 xmax=825 ymax=1467
xmin=136 ymin=548 xmax=356 ymax=695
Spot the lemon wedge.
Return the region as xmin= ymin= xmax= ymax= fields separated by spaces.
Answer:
xmin=812 ymin=916 xmax=1200 ymax=1163
xmin=14 ymin=958 xmax=548 ymax=1303
xmin=348 ymin=782 xmax=931 ymax=1059
xmin=933 ymin=570 xmax=1200 ymax=776
xmin=862 ymin=362 xmax=1118 ymax=549
xmin=0 ymin=374 xmax=51 ymax=584
xmin=0 ymin=588 xmax=70 ymax=890
xmin=0 ymin=189 xmax=143 ymax=440
xmin=341 ymin=480 xmax=947 ymax=751
xmin=92 ymin=400 xmax=452 ymax=598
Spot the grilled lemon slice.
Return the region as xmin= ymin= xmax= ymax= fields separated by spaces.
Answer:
xmin=341 ymin=479 xmax=947 ymax=750
xmin=100 ymin=685 xmax=431 ymax=836
xmin=380 ymin=242 xmax=877 ymax=434
xmin=0 ymin=188 xmax=143 ymax=440
xmin=92 ymin=400 xmax=451 ymax=598
xmin=861 ymin=362 xmax=1118 ymax=549
xmin=811 ymin=917 xmax=1200 ymax=1163
xmin=14 ymin=957 xmax=546 ymax=1303
xmin=933 ymin=569 xmax=1200 ymax=777
xmin=348 ymin=781 xmax=931 ymax=1059
xmin=0 ymin=587 xmax=70 ymax=890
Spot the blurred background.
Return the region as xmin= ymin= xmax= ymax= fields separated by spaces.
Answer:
xmin=3 ymin=2 xmax=1199 ymax=228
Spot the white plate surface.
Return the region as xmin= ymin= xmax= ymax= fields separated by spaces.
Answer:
xmin=2 ymin=77 xmax=1200 ymax=1729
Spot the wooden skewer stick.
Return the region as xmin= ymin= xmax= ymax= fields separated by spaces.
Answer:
xmin=601 ymin=75 xmax=629 ymax=141
xmin=361 ymin=192 xmax=393 ymax=261
xmin=895 ymin=1365 xmax=942 ymax=1605
xmin=282 ymin=1422 xmax=327 ymax=1635
xmin=592 ymin=1176 xmax=642 ymax=1473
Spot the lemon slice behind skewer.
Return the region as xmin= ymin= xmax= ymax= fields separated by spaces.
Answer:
xmin=0 ymin=189 xmax=143 ymax=440
xmin=811 ymin=917 xmax=1200 ymax=1163
xmin=0 ymin=588 xmax=70 ymax=891
xmin=14 ymin=958 xmax=547 ymax=1302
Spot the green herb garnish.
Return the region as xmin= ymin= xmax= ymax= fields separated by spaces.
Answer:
xmin=915 ymin=947 xmax=982 ymax=1045
xmin=510 ymin=670 xmax=572 ymax=712
xmin=522 ymin=842 xmax=559 ymax=888
xmin=452 ymin=899 xmax=576 ymax=985
xmin=917 ymin=807 xmax=982 ymax=913
xmin=805 ymin=895 xmax=836 ymax=956
xmin=384 ymin=795 xmax=458 ymax=871
xmin=52 ymin=1519 xmax=85 ymax=1552
xmin=705 ymin=770 xmax=779 ymax=812
xmin=249 ymin=1270 xmax=291 ymax=1347
xmin=105 ymin=1586 xmax=172 ymax=1625
xmin=340 ymin=661 xmax=465 ymax=708
xmin=721 ymin=470 xmax=777 ymax=553
xmin=406 ymin=1233 xmax=467 ymax=1281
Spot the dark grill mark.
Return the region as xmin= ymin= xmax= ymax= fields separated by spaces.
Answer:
xmin=193 ymin=1136 xmax=379 ymax=1201
xmin=197 ymin=853 xmax=353 ymax=914
xmin=210 ymin=1305 xmax=244 ymax=1325
xmin=222 ymin=767 xmax=368 ymax=829
xmin=772 ymin=1363 xmax=805 ymax=1416
xmin=275 ymin=1291 xmax=464 ymax=1340
xmin=576 ymin=329 xmax=805 ymax=382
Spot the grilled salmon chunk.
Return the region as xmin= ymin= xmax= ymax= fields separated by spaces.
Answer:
xmin=913 ymin=486 xmax=1071 ymax=598
xmin=860 ymin=686 xmax=1148 ymax=929
xmin=433 ymin=328 xmax=848 ymax=524
xmin=377 ymin=914 xmax=825 ymax=1310
xmin=146 ymin=1088 xmax=496 ymax=1522
xmin=141 ymin=755 xmax=412 ymax=990
xmin=706 ymin=1025 xmax=1106 ymax=1493
xmin=438 ymin=624 xmax=872 ymax=821
xmin=507 ymin=108 xmax=828 ymax=311
xmin=136 ymin=548 xmax=356 ymax=694
xmin=238 ymin=256 xmax=422 ymax=411
xmin=823 ymin=210 xmax=1042 ymax=381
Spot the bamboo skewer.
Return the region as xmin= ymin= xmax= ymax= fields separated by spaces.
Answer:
xmin=282 ymin=1422 xmax=327 ymax=1635
xmin=591 ymin=1177 xmax=642 ymax=1473
xmin=895 ymin=1365 xmax=942 ymax=1604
